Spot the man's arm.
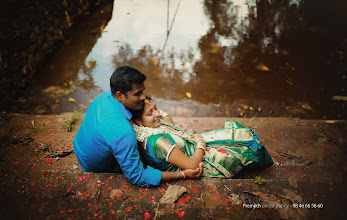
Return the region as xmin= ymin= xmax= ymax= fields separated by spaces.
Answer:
xmin=161 ymin=162 xmax=203 ymax=182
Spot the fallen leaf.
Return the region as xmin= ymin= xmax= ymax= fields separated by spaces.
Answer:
xmin=301 ymin=103 xmax=312 ymax=110
xmin=68 ymin=98 xmax=76 ymax=103
xmin=288 ymin=176 xmax=299 ymax=188
xmin=256 ymin=63 xmax=269 ymax=71
xmin=113 ymin=40 xmax=119 ymax=43
xmin=160 ymin=185 xmax=187 ymax=203
xmin=186 ymin=92 xmax=191 ymax=99
xmin=332 ymin=96 xmax=347 ymax=101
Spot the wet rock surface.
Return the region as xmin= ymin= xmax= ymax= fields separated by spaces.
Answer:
xmin=0 ymin=114 xmax=346 ymax=219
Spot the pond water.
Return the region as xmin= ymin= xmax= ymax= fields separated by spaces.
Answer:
xmin=31 ymin=0 xmax=346 ymax=119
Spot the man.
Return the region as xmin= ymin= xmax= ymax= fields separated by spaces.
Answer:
xmin=74 ymin=65 xmax=203 ymax=187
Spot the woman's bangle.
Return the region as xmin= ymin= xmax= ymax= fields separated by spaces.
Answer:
xmin=196 ymin=145 xmax=206 ymax=152
xmin=181 ymin=171 xmax=185 ymax=179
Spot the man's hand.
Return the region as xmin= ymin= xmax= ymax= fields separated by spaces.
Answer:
xmin=183 ymin=162 xmax=204 ymax=179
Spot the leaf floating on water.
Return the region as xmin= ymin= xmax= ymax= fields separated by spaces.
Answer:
xmin=244 ymin=105 xmax=248 ymax=109
xmin=301 ymin=103 xmax=312 ymax=110
xmin=258 ymin=107 xmax=262 ymax=112
xmin=55 ymin=99 xmax=60 ymax=104
xmin=285 ymin=79 xmax=293 ymax=85
xmin=214 ymin=104 xmax=220 ymax=107
xmin=249 ymin=107 xmax=253 ymax=111
xmin=225 ymin=110 xmax=230 ymax=114
xmin=256 ymin=63 xmax=270 ymax=71
xmin=65 ymin=90 xmax=70 ymax=95
xmin=332 ymin=96 xmax=347 ymax=101
xmin=186 ymin=92 xmax=191 ymax=99
xmin=68 ymin=98 xmax=76 ymax=103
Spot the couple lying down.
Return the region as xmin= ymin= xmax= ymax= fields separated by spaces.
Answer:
xmin=130 ymin=97 xmax=274 ymax=178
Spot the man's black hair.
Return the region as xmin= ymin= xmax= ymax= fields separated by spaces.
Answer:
xmin=130 ymin=96 xmax=152 ymax=122
xmin=110 ymin=65 xmax=146 ymax=97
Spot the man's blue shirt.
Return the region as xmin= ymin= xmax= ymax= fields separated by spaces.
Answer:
xmin=73 ymin=92 xmax=162 ymax=187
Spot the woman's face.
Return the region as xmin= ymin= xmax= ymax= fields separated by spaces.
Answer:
xmin=137 ymin=100 xmax=161 ymax=128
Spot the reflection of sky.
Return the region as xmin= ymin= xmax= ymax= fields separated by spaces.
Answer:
xmin=82 ymin=0 xmax=211 ymax=90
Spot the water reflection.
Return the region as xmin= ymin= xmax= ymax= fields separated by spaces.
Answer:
xmin=31 ymin=0 xmax=345 ymax=119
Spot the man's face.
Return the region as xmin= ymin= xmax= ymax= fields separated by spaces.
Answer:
xmin=121 ymin=83 xmax=146 ymax=110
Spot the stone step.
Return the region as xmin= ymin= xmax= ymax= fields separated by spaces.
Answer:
xmin=1 ymin=170 xmax=344 ymax=220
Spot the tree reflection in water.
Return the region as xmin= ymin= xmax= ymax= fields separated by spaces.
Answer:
xmin=109 ymin=0 xmax=345 ymax=119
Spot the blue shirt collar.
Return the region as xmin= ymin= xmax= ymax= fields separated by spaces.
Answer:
xmin=108 ymin=92 xmax=132 ymax=120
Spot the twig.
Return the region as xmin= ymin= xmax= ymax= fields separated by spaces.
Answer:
xmin=154 ymin=202 xmax=160 ymax=220
xmin=224 ymin=185 xmax=232 ymax=192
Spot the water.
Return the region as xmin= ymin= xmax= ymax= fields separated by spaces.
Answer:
xmin=29 ymin=0 xmax=346 ymax=119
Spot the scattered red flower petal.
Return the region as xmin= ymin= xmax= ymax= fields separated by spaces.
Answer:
xmin=144 ymin=212 xmax=151 ymax=219
xmin=177 ymin=198 xmax=185 ymax=204
xmin=177 ymin=211 xmax=185 ymax=218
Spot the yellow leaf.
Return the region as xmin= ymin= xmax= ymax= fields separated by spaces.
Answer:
xmin=225 ymin=110 xmax=230 ymax=114
xmin=186 ymin=92 xmax=191 ymax=99
xmin=244 ymin=105 xmax=248 ymax=109
xmin=113 ymin=40 xmax=119 ymax=43
xmin=301 ymin=103 xmax=312 ymax=110
xmin=55 ymin=99 xmax=60 ymax=104
xmin=258 ymin=107 xmax=262 ymax=112
xmin=249 ymin=107 xmax=253 ymax=111
xmin=240 ymin=112 xmax=244 ymax=117
xmin=64 ymin=83 xmax=68 ymax=87
xmin=70 ymin=89 xmax=75 ymax=93
xmin=256 ymin=63 xmax=269 ymax=71
xmin=332 ymin=96 xmax=347 ymax=101
xmin=68 ymin=98 xmax=76 ymax=103
xmin=214 ymin=104 xmax=220 ymax=107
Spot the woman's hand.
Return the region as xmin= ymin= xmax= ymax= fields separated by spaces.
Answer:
xmin=191 ymin=133 xmax=204 ymax=142
xmin=182 ymin=162 xmax=204 ymax=179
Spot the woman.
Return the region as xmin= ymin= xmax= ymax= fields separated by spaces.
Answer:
xmin=130 ymin=97 xmax=273 ymax=178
